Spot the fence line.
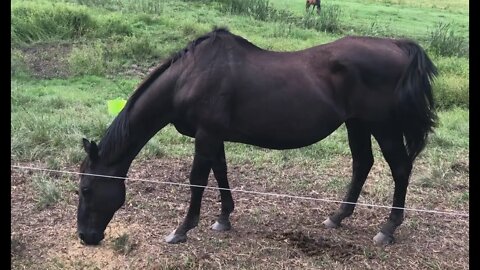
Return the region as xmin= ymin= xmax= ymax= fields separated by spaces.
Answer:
xmin=11 ymin=164 xmax=469 ymax=217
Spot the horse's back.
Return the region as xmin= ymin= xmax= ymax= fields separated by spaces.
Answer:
xmin=170 ymin=34 xmax=411 ymax=147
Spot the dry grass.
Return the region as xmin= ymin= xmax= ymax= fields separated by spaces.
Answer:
xmin=11 ymin=156 xmax=469 ymax=269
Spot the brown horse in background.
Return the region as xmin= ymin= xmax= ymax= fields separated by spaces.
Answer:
xmin=306 ymin=0 xmax=321 ymax=14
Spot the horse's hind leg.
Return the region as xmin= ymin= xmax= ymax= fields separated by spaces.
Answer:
xmin=211 ymin=142 xmax=235 ymax=231
xmin=165 ymin=129 xmax=221 ymax=244
xmin=371 ymin=125 xmax=412 ymax=245
xmin=324 ymin=119 xmax=374 ymax=228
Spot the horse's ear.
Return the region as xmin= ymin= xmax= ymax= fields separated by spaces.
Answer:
xmin=82 ymin=138 xmax=99 ymax=161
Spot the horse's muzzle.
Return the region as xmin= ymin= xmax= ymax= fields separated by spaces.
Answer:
xmin=78 ymin=231 xmax=105 ymax=245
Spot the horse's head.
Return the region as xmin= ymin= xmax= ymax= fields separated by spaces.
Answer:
xmin=77 ymin=138 xmax=126 ymax=245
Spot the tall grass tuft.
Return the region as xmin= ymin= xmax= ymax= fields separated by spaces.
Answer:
xmin=70 ymin=0 xmax=164 ymax=14
xmin=32 ymin=173 xmax=61 ymax=209
xmin=301 ymin=5 xmax=342 ymax=33
xmin=219 ymin=0 xmax=272 ymax=21
xmin=428 ymin=22 xmax=468 ymax=57
xmin=68 ymin=42 xmax=106 ymax=76
xmin=11 ymin=2 xmax=96 ymax=45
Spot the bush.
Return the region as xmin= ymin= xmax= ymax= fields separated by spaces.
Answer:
xmin=428 ymin=22 xmax=468 ymax=57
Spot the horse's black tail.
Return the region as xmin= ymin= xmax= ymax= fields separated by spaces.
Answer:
xmin=394 ymin=39 xmax=438 ymax=162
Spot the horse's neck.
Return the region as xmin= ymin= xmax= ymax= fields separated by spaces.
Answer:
xmin=100 ymin=68 xmax=176 ymax=173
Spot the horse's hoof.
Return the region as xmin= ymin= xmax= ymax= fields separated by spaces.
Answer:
xmin=323 ymin=217 xmax=339 ymax=229
xmin=373 ymin=232 xmax=394 ymax=245
xmin=211 ymin=221 xmax=231 ymax=231
xmin=165 ymin=230 xmax=187 ymax=244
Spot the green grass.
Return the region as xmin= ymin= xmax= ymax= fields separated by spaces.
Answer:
xmin=110 ymin=233 xmax=136 ymax=255
xmin=31 ymin=173 xmax=62 ymax=209
xmin=11 ymin=0 xmax=468 ymax=171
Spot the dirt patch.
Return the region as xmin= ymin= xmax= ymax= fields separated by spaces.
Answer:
xmin=20 ymin=43 xmax=73 ymax=79
xmin=11 ymin=157 xmax=469 ymax=269
xmin=16 ymin=42 xmax=159 ymax=79
xmin=267 ymin=230 xmax=365 ymax=260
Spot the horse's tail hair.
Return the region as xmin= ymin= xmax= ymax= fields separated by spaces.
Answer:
xmin=394 ymin=39 xmax=438 ymax=162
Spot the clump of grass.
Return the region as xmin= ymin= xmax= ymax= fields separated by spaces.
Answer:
xmin=96 ymin=14 xmax=133 ymax=37
xmin=432 ymin=75 xmax=469 ymax=109
xmin=70 ymin=0 xmax=164 ymax=14
xmin=32 ymin=173 xmax=61 ymax=209
xmin=300 ymin=5 xmax=342 ymax=33
xmin=11 ymin=237 xmax=26 ymax=257
xmin=117 ymin=36 xmax=158 ymax=61
xmin=427 ymin=22 xmax=468 ymax=57
xmin=111 ymin=233 xmax=136 ymax=255
xmin=219 ymin=0 xmax=272 ymax=21
xmin=11 ymin=49 xmax=29 ymax=77
xmin=361 ymin=19 xmax=394 ymax=37
xmin=11 ymin=2 xmax=96 ymax=45
xmin=68 ymin=42 xmax=106 ymax=76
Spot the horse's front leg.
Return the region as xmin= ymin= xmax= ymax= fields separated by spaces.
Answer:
xmin=210 ymin=142 xmax=234 ymax=231
xmin=165 ymin=130 xmax=221 ymax=244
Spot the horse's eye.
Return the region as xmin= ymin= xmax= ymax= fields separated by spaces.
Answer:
xmin=81 ymin=187 xmax=91 ymax=196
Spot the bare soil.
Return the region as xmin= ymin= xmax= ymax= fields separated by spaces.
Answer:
xmin=11 ymin=157 xmax=469 ymax=269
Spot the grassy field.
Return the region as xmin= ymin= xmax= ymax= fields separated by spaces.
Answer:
xmin=11 ymin=0 xmax=469 ymax=269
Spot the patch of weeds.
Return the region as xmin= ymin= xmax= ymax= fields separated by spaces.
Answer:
xmin=300 ymin=5 xmax=342 ymax=33
xmin=140 ymin=141 xmax=166 ymax=159
xmin=68 ymin=42 xmax=106 ymax=76
xmin=11 ymin=49 xmax=30 ymax=77
xmin=110 ymin=233 xmax=136 ymax=255
xmin=32 ymin=173 xmax=61 ymax=209
xmin=290 ymin=177 xmax=312 ymax=191
xmin=96 ymin=14 xmax=133 ymax=37
xmin=427 ymin=22 xmax=468 ymax=57
xmin=362 ymin=247 xmax=377 ymax=259
xmin=107 ymin=35 xmax=160 ymax=63
xmin=362 ymin=19 xmax=394 ymax=37
xmin=406 ymin=217 xmax=420 ymax=230
xmin=219 ymin=0 xmax=272 ymax=21
xmin=453 ymin=191 xmax=469 ymax=205
xmin=12 ymin=2 xmax=96 ymax=44
xmin=325 ymin=178 xmax=346 ymax=192
xmin=11 ymin=236 xmax=26 ymax=257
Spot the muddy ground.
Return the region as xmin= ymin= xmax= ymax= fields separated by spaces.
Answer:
xmin=11 ymin=156 xmax=469 ymax=269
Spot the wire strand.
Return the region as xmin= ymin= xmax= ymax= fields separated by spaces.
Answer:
xmin=11 ymin=164 xmax=469 ymax=217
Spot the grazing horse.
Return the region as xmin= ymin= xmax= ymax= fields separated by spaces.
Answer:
xmin=77 ymin=28 xmax=437 ymax=246
xmin=306 ymin=0 xmax=321 ymax=14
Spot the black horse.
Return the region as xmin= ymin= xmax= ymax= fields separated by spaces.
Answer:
xmin=78 ymin=28 xmax=437 ymax=246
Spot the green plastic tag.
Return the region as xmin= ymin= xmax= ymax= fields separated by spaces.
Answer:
xmin=107 ymin=99 xmax=127 ymax=116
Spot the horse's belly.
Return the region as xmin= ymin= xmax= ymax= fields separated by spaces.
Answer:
xmin=225 ymin=116 xmax=343 ymax=150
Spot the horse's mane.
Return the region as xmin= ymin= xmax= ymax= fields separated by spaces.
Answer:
xmin=97 ymin=27 xmax=238 ymax=164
